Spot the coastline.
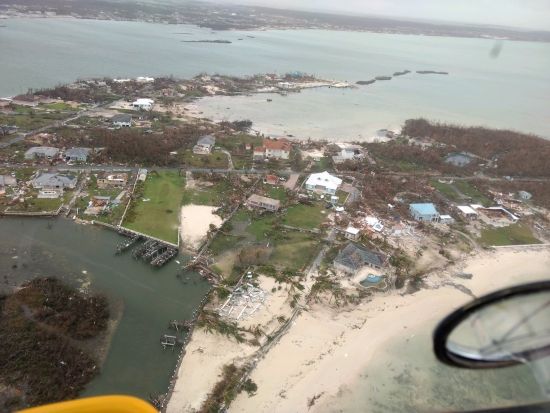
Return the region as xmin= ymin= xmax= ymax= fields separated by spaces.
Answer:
xmin=165 ymin=246 xmax=550 ymax=412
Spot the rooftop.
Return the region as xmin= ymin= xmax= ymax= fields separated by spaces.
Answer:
xmin=65 ymin=147 xmax=91 ymax=157
xmin=334 ymin=242 xmax=386 ymax=271
xmin=306 ymin=171 xmax=342 ymax=190
xmin=25 ymin=146 xmax=59 ymax=157
xmin=410 ymin=203 xmax=439 ymax=215
xmin=263 ymin=138 xmax=291 ymax=151
xmin=457 ymin=205 xmax=478 ymax=215
xmin=0 ymin=175 xmax=16 ymax=187
xmin=111 ymin=113 xmax=132 ymax=123
xmin=197 ymin=134 xmax=216 ymax=146
xmin=345 ymin=226 xmax=360 ymax=235
xmin=32 ymin=173 xmax=77 ymax=188
xmin=247 ymin=194 xmax=281 ymax=208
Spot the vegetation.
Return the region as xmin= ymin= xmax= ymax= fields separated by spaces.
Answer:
xmin=368 ymin=139 xmax=448 ymax=172
xmin=282 ymin=203 xmax=327 ymax=230
xmin=199 ymin=363 xmax=249 ymax=413
xmin=430 ymin=179 xmax=492 ymax=206
xmin=0 ymin=278 xmax=109 ymax=411
xmin=308 ymin=275 xmax=348 ymax=305
xmin=93 ymin=124 xmax=214 ymax=166
xmin=403 ymin=118 xmax=550 ymax=177
xmin=179 ymin=149 xmax=228 ymax=168
xmin=181 ymin=180 xmax=232 ymax=206
xmin=0 ymin=108 xmax=70 ymax=131
xmin=197 ymin=310 xmax=245 ymax=343
xmin=124 ymin=170 xmax=184 ymax=243
xmin=269 ymin=231 xmax=319 ymax=272
xmin=479 ymin=223 xmax=541 ymax=246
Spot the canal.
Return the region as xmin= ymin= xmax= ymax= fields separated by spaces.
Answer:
xmin=0 ymin=217 xmax=210 ymax=399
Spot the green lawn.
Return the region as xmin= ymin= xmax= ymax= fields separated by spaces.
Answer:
xmin=454 ymin=181 xmax=492 ymax=206
xmin=39 ymin=102 xmax=77 ymax=111
xmin=179 ymin=150 xmax=228 ymax=169
xmin=181 ymin=180 xmax=232 ymax=206
xmin=217 ymin=133 xmax=262 ymax=152
xmin=310 ymin=156 xmax=332 ymax=172
xmin=431 ymin=179 xmax=492 ymax=206
xmin=0 ymin=111 xmax=71 ymax=131
xmin=282 ymin=203 xmax=327 ymax=230
xmin=269 ymin=231 xmax=320 ymax=272
xmin=247 ymin=215 xmax=277 ymax=241
xmin=124 ymin=171 xmax=185 ymax=243
xmin=231 ymin=154 xmax=253 ymax=170
xmin=479 ymin=223 xmax=541 ymax=246
xmin=431 ymin=179 xmax=460 ymax=201
xmin=266 ymin=185 xmax=287 ymax=202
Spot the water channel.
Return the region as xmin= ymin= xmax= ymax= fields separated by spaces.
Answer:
xmin=0 ymin=217 xmax=210 ymax=398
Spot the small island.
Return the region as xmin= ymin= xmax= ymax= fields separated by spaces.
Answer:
xmin=393 ymin=70 xmax=411 ymax=76
xmin=416 ymin=70 xmax=449 ymax=75
xmin=182 ymin=39 xmax=232 ymax=44
xmin=356 ymin=79 xmax=376 ymax=85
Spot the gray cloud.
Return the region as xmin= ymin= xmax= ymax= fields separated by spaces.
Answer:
xmin=210 ymin=0 xmax=550 ymax=30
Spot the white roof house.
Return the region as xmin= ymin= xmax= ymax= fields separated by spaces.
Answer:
xmin=344 ymin=226 xmax=361 ymax=240
xmin=305 ymin=171 xmax=342 ymax=195
xmin=131 ymin=98 xmax=154 ymax=111
xmin=457 ymin=205 xmax=478 ymax=217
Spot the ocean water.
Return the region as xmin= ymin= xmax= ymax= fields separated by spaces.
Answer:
xmin=319 ymin=316 xmax=546 ymax=413
xmin=1 ymin=18 xmax=550 ymax=139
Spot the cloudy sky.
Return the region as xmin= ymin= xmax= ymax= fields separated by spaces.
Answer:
xmin=211 ymin=0 xmax=550 ymax=30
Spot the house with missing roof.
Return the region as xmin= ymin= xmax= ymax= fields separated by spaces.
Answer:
xmin=253 ymin=138 xmax=292 ymax=160
xmin=344 ymin=226 xmax=361 ymax=241
xmin=409 ymin=203 xmax=440 ymax=222
xmin=193 ymin=135 xmax=216 ymax=154
xmin=24 ymin=146 xmax=59 ymax=160
xmin=65 ymin=147 xmax=91 ymax=162
xmin=305 ymin=171 xmax=342 ymax=195
xmin=247 ymin=194 xmax=281 ymax=212
xmin=333 ymin=242 xmax=387 ymax=275
xmin=97 ymin=173 xmax=128 ymax=189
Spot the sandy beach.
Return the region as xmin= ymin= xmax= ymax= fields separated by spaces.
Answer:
xmin=179 ymin=204 xmax=223 ymax=251
xmin=166 ymin=276 xmax=294 ymax=412
xmin=164 ymin=247 xmax=550 ymax=412
xmin=229 ymin=247 xmax=550 ymax=413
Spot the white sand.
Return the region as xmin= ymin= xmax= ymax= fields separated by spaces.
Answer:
xmin=166 ymin=276 xmax=294 ymax=412
xmin=179 ymin=205 xmax=222 ymax=251
xmin=166 ymin=329 xmax=256 ymax=413
xmin=229 ymin=247 xmax=550 ymax=412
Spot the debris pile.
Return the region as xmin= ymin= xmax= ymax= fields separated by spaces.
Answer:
xmin=218 ymin=283 xmax=266 ymax=321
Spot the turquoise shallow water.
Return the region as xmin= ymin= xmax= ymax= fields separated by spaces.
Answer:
xmin=1 ymin=18 xmax=550 ymax=138
xmin=319 ymin=317 xmax=546 ymax=413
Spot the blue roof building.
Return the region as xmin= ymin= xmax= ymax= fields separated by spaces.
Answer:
xmin=409 ymin=203 xmax=440 ymax=222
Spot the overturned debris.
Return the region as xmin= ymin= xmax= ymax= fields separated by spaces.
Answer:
xmin=218 ymin=283 xmax=267 ymax=321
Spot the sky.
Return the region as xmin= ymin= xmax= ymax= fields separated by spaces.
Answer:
xmin=210 ymin=0 xmax=550 ymax=31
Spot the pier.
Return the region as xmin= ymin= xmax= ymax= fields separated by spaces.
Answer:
xmin=112 ymin=232 xmax=178 ymax=268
